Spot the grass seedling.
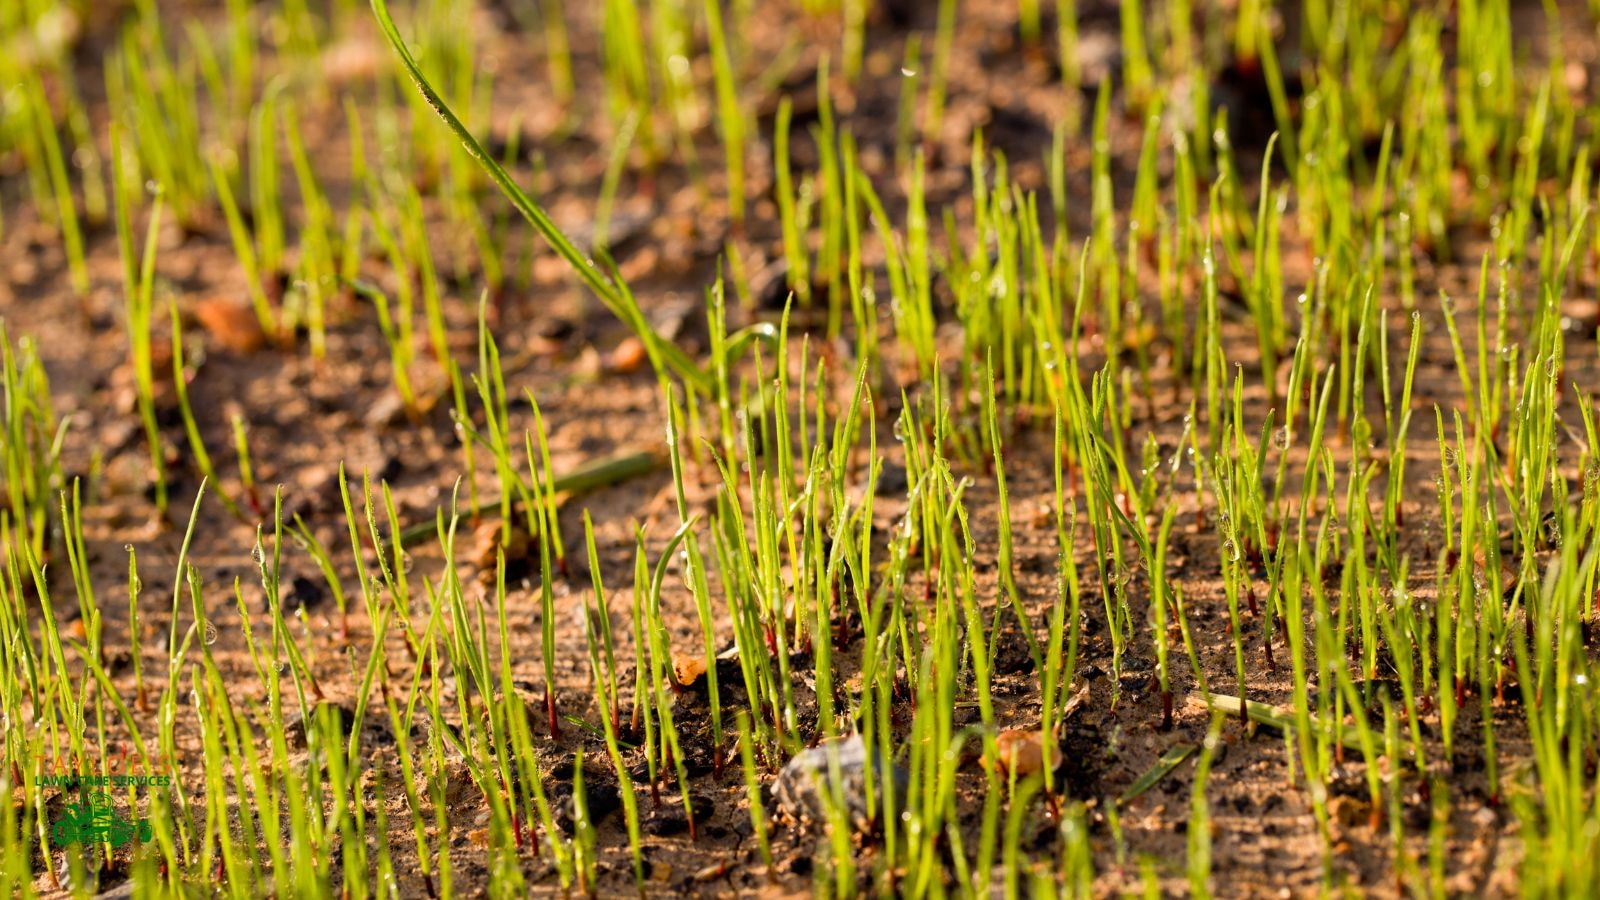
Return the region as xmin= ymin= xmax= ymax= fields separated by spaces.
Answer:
xmin=112 ymin=129 xmax=168 ymax=515
xmin=372 ymin=0 xmax=711 ymax=394
xmin=169 ymin=303 xmax=244 ymax=520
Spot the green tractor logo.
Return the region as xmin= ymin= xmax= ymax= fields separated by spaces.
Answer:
xmin=51 ymin=793 xmax=151 ymax=849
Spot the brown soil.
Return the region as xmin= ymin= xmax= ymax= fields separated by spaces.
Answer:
xmin=4 ymin=0 xmax=1593 ymax=896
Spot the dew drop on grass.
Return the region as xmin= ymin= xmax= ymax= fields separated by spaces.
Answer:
xmin=203 ymin=622 xmax=218 ymax=645
xmin=1273 ymin=426 xmax=1291 ymax=450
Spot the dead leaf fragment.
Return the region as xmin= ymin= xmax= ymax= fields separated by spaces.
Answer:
xmin=694 ymin=862 xmax=728 ymax=882
xmin=989 ymin=729 xmax=1058 ymax=777
xmin=193 ymin=298 xmax=266 ymax=353
xmin=470 ymin=521 xmax=530 ymax=570
xmin=672 ymin=652 xmax=708 ymax=687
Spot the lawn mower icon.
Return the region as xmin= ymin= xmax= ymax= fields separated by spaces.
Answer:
xmin=51 ymin=793 xmax=151 ymax=848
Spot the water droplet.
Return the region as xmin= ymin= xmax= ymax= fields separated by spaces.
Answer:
xmin=1273 ymin=427 xmax=1291 ymax=450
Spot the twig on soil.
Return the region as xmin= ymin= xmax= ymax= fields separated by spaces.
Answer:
xmin=397 ymin=448 xmax=665 ymax=548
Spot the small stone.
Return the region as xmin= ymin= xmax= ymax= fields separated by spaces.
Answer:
xmin=1567 ymin=61 xmax=1588 ymax=94
xmin=773 ymin=734 xmax=907 ymax=836
xmin=364 ymin=392 xmax=409 ymax=428
xmin=551 ymin=772 xmax=625 ymax=833
xmin=753 ymin=260 xmax=795 ymax=311
xmin=642 ymin=794 xmax=712 ymax=836
xmin=92 ymin=882 xmax=137 ymax=900
xmin=285 ymin=702 xmax=357 ymax=749
xmin=537 ymin=317 xmax=576 ymax=342
xmin=607 ymin=336 xmax=648 ymax=374
xmin=1030 ymin=502 xmax=1053 ymax=529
